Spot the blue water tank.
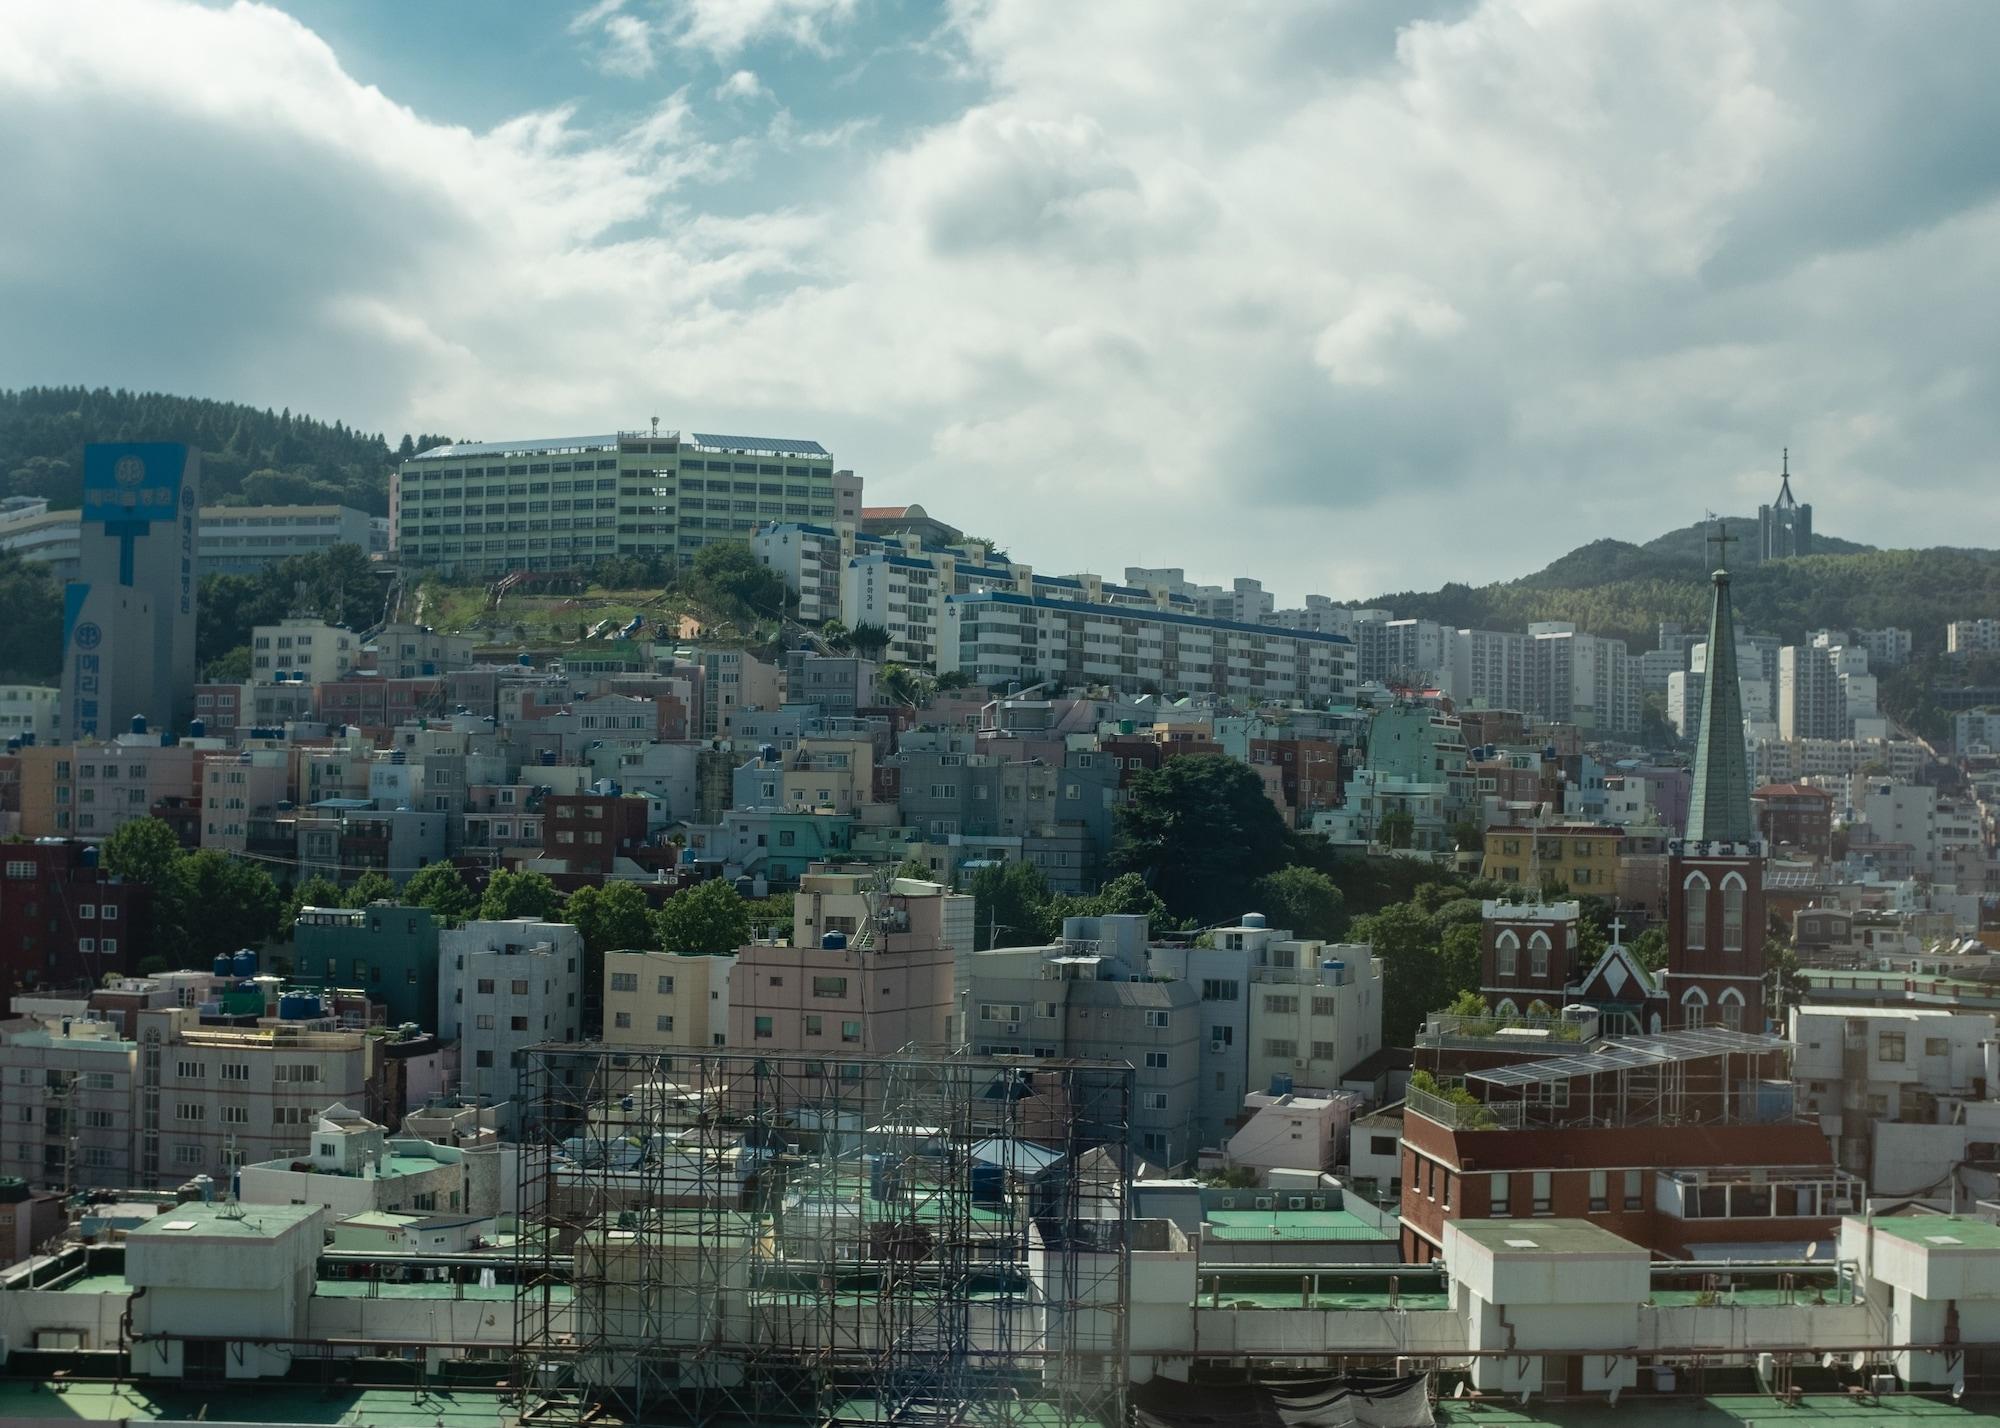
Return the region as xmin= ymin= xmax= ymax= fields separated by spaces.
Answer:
xmin=540 ymin=750 xmax=557 ymax=766
xmin=80 ymin=845 xmax=99 ymax=869
xmin=1242 ymin=912 xmax=1267 ymax=929
xmin=971 ymin=1163 xmax=1007 ymax=1206
xmin=1323 ymin=959 xmax=1345 ymax=977
xmin=4 ymin=738 xmax=17 ymax=753
xmin=211 ymin=953 xmax=234 ymax=977
xmin=278 ymin=991 xmax=321 ymax=1021
xmin=822 ymin=931 xmax=848 ymax=951
xmin=188 ymin=718 xmax=205 ymax=738
xmin=130 ymin=714 xmax=148 ymax=735
xmin=232 ymin=948 xmax=258 ymax=978
xmin=760 ymin=744 xmax=780 ymax=764
xmin=390 ymin=748 xmax=406 ymax=765
xmin=1268 ymin=1073 xmax=1294 ymax=1097
xmin=518 ymin=653 xmax=533 ymax=666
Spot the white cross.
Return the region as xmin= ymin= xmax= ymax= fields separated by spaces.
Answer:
xmin=1608 ymin=915 xmax=1626 ymax=946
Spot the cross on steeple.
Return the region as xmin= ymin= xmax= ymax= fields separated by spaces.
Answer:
xmin=1608 ymin=914 xmax=1626 ymax=947
xmin=1707 ymin=520 xmax=1736 ymax=573
xmin=1782 ymin=447 xmax=1789 ymax=478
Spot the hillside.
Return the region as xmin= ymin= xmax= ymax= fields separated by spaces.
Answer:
xmin=0 ymin=387 xmax=436 ymax=516
xmin=1642 ymin=517 xmax=1873 ymax=564
xmin=1373 ymin=542 xmax=2000 ymax=654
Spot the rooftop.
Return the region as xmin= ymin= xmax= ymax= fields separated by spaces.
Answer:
xmin=407 ymin=434 xmax=618 ymax=461
xmin=1870 ymin=1215 xmax=2000 ymax=1252
xmin=1451 ymin=1217 xmax=1640 ymax=1256
xmin=126 ymin=1201 xmax=320 ymax=1241
xmin=1202 ymin=1209 xmax=1392 ymax=1243
xmin=690 ymin=432 xmax=830 ymax=457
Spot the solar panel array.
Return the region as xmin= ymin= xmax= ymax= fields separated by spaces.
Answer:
xmin=1469 ymin=1025 xmax=1788 ymax=1088
xmin=690 ymin=433 xmax=831 ymax=457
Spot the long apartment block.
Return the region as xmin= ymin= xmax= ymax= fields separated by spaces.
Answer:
xmin=394 ymin=430 xmax=850 ymax=575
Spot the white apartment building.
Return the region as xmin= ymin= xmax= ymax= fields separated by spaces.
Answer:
xmin=0 ymin=686 xmax=58 ymax=744
xmin=1791 ymin=1005 xmax=1990 ymax=1181
xmin=603 ymin=949 xmax=734 ymax=1049
xmin=940 ymin=592 xmax=1356 ymax=704
xmin=1751 ymin=735 xmax=1926 ymax=787
xmin=371 ymin=623 xmax=476 ymax=680
xmin=238 ymin=1103 xmax=467 ymax=1219
xmin=438 ymin=919 xmax=584 ymax=1130
xmin=1948 ymin=618 xmax=2000 ymax=656
xmin=251 ymin=617 xmax=357 ymax=684
xmin=200 ymin=747 xmax=290 ymax=852
xmin=0 ymin=1014 xmax=140 ymax=1190
xmin=1525 ymin=623 xmax=1641 ymax=736
xmin=1955 ymin=710 xmax=2000 ymax=754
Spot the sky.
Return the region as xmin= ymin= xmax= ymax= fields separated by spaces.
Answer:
xmin=4 ymin=0 xmax=2000 ymax=604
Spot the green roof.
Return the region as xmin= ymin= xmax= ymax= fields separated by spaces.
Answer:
xmin=1871 ymin=1215 xmax=2000 ymax=1251
xmin=126 ymin=1202 xmax=320 ymax=1240
xmin=1450 ymin=1217 xmax=1641 ymax=1256
xmin=1684 ymin=554 xmax=1755 ymax=845
xmin=1202 ymin=1209 xmax=1392 ymax=1242
xmin=0 ymin=1381 xmax=516 ymax=1425
xmin=1435 ymin=1392 xmax=2000 ymax=1426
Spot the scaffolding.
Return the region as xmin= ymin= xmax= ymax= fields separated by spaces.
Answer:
xmin=515 ymin=1045 xmax=1132 ymax=1428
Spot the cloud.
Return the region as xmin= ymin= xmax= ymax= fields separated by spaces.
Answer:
xmin=6 ymin=0 xmax=2000 ymax=607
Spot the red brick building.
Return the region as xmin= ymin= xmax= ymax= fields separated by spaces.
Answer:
xmin=542 ymin=793 xmax=654 ymax=877
xmin=1752 ymin=782 xmax=1835 ymax=859
xmin=316 ymin=673 xmax=447 ymax=734
xmin=0 ymin=841 xmax=151 ymax=1014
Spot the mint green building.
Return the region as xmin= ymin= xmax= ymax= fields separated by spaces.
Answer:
xmin=293 ymin=903 xmax=442 ymax=1030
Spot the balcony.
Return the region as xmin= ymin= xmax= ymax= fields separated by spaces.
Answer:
xmin=1405 ymin=1084 xmax=1524 ymax=1131
xmin=1655 ymin=1165 xmax=1863 ymax=1221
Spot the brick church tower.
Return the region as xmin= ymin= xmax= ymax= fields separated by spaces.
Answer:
xmin=1665 ymin=522 xmax=1767 ymax=1031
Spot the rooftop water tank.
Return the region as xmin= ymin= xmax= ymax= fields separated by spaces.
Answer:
xmin=1268 ymin=1072 xmax=1294 ymax=1097
xmin=278 ymin=991 xmax=321 ymax=1021
xmin=232 ymin=948 xmax=258 ymax=978
xmin=189 ymin=718 xmax=206 ymax=739
xmin=822 ymin=931 xmax=848 ymax=951
xmin=539 ymin=749 xmax=557 ymax=766
xmin=518 ymin=653 xmax=533 ymax=666
xmin=761 ymin=743 xmax=780 ymax=764
xmin=212 ymin=953 xmax=234 ymax=978
xmin=1242 ymin=912 xmax=1267 ymax=929
xmin=130 ymin=714 xmax=148 ymax=735
xmin=80 ymin=845 xmax=99 ymax=869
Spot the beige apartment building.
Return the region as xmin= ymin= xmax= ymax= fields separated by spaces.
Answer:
xmin=603 ymin=950 xmax=735 ymax=1049
xmin=727 ymin=873 xmax=967 ymax=1054
xmin=17 ymin=735 xmax=200 ymax=839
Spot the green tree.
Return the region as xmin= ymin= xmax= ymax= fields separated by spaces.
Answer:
xmin=1629 ymin=926 xmax=1668 ymax=973
xmin=969 ymin=860 xmax=1053 ymax=949
xmin=101 ymin=816 xmax=184 ymax=885
xmin=1377 ymin=809 xmax=1416 ymax=849
xmin=1255 ymin=866 xmax=1349 ymax=941
xmin=934 ymin=669 xmax=975 ymax=691
xmin=402 ymin=862 xmax=476 ymax=925
xmin=1112 ymin=755 xmax=1292 ymax=925
xmin=892 ymin=855 xmax=937 ymax=883
xmin=282 ymin=874 xmax=345 ymax=935
xmin=160 ymin=851 xmax=282 ymax=966
xmin=0 ymin=550 xmax=64 ymax=683
xmin=565 ymin=881 xmax=660 ymax=955
xmin=1356 ymin=901 xmax=1450 ymax=1047
xmin=1439 ymin=922 xmax=1483 ymax=1002
xmin=478 ymin=868 xmax=562 ymax=922
xmin=749 ymin=891 xmax=794 ymax=939
xmin=1444 ymin=989 xmax=1489 ymax=1018
xmin=656 ymin=878 xmax=753 ymax=955
xmin=690 ymin=541 xmax=788 ymax=623
xmin=847 ymin=623 xmax=891 ymax=660
xmin=345 ymin=871 xmax=396 ymax=908
xmin=203 ymin=645 xmax=253 ymax=683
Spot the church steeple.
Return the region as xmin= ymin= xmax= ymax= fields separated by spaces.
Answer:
xmin=1684 ymin=521 xmax=1755 ymax=845
xmin=1773 ymin=447 xmax=1799 ymax=510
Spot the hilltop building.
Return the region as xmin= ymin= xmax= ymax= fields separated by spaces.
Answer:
xmin=1757 ymin=448 xmax=1812 ymax=561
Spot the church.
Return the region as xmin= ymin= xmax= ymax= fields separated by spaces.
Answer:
xmin=1474 ymin=521 xmax=1769 ymax=1034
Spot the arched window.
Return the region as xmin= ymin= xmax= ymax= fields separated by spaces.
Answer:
xmin=1496 ymin=930 xmax=1519 ymax=980
xmin=1679 ymin=985 xmax=1709 ymax=1028
xmin=1649 ymin=1012 xmax=1663 ymax=1034
xmin=1683 ymin=872 xmax=1710 ymax=952
xmin=1496 ymin=999 xmax=1519 ymax=1018
xmin=1716 ymin=987 xmax=1746 ymax=1032
xmin=1721 ymin=872 xmax=1746 ymax=954
xmin=1529 ymin=930 xmax=1551 ymax=979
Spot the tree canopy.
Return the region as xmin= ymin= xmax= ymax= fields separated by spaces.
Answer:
xmin=478 ymin=868 xmax=563 ymax=923
xmin=1254 ymin=866 xmax=1349 ymax=941
xmin=1112 ymin=755 xmax=1293 ymax=925
xmin=656 ymin=878 xmax=753 ymax=955
xmin=565 ymin=881 xmax=659 ymax=956
xmin=402 ymin=862 xmax=476 ymax=925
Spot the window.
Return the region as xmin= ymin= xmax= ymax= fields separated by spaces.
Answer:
xmin=613 ymin=1012 xmax=631 ymax=1029
xmin=174 ymin=1061 xmax=205 ymax=1079
xmin=1263 ymin=994 xmax=1298 ymax=1014
xmin=609 ymin=972 xmax=638 ymax=992
xmin=1264 ymin=1039 xmax=1297 ymax=1059
xmin=1531 ymin=1171 xmax=1552 ymax=1215
xmin=1147 ymin=1092 xmax=1169 ymax=1111
xmin=841 ymin=1020 xmax=862 ymax=1044
xmin=1311 ymin=995 xmax=1338 ymax=1017
xmin=1879 ymin=1030 xmax=1906 ymax=1062
xmin=476 ymin=1014 xmax=495 ymax=1030
xmin=1037 ymin=1001 xmax=1058 ymax=1019
xmin=812 ymin=975 xmax=849 ymax=998
xmin=1588 ymin=1169 xmax=1608 ymax=1212
xmin=175 ymin=1103 xmax=205 ymax=1122
xmin=982 ymin=1004 xmax=1022 ymax=1023
xmin=1721 ymin=877 xmax=1745 ymax=952
xmin=657 ymin=975 xmax=675 ymax=995
xmin=804 ymin=1015 xmax=822 ymax=1036
xmin=1529 ymin=932 xmax=1550 ymax=979
xmin=1489 ymin=1172 xmax=1511 ymax=1216
xmin=1624 ymin=1169 xmax=1644 ymax=1210
xmin=1310 ymin=1040 xmax=1337 ymax=1061
xmin=475 ymin=1050 xmax=493 ymax=1068
xmin=1927 ymin=1037 xmax=1952 ymax=1057
xmin=1684 ymin=875 xmax=1709 ymax=951
xmin=1144 ymin=1010 xmax=1169 ymax=1028
xmin=1496 ymin=932 xmax=1518 ymax=980
xmin=1210 ymin=1025 xmax=1233 ymax=1047
xmin=511 ymin=979 xmax=530 ymax=995
xmin=1370 ymin=1134 xmax=1397 ymax=1157
xmin=477 ymin=978 xmax=495 ymax=994
xmin=223 ymin=1105 xmax=248 ymax=1125
xmin=1200 ymin=978 xmax=1238 ymax=1002
xmin=1145 ymin=1051 xmax=1168 ymax=1069
xmin=754 ymin=1016 xmax=773 ymax=1040
xmin=510 ymin=1015 xmax=529 ymax=1032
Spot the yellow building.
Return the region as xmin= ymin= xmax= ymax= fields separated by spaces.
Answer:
xmin=1481 ymin=822 xmax=1623 ymax=895
xmin=603 ymin=950 xmax=735 ymax=1049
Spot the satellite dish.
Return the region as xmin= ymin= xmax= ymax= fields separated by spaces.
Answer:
xmin=1805 ymin=1242 xmax=1819 ymax=1260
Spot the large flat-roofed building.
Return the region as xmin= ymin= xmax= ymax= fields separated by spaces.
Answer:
xmin=61 ymin=443 xmax=200 ymax=741
xmin=939 ymin=590 xmax=1355 ymax=703
xmin=394 ymin=429 xmax=839 ymax=575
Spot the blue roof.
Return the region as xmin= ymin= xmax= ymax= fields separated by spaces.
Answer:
xmin=408 ymin=435 xmax=617 ymax=461
xmin=946 ymin=590 xmax=1355 ymax=645
xmin=690 ymin=433 xmax=830 ymax=458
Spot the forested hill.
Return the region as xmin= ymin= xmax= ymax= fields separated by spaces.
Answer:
xmin=1371 ymin=541 xmax=2000 ymax=654
xmin=0 ymin=387 xmax=451 ymax=516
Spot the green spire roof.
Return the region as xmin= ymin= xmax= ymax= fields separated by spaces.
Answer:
xmin=1684 ymin=524 xmax=1756 ymax=845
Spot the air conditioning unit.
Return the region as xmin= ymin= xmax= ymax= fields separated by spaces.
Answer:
xmin=1869 ymin=1373 xmax=1899 ymax=1396
xmin=1293 ymin=1059 xmax=1307 ymax=1069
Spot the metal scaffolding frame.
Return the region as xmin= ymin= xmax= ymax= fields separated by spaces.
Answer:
xmin=515 ymin=1044 xmax=1132 ymax=1428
